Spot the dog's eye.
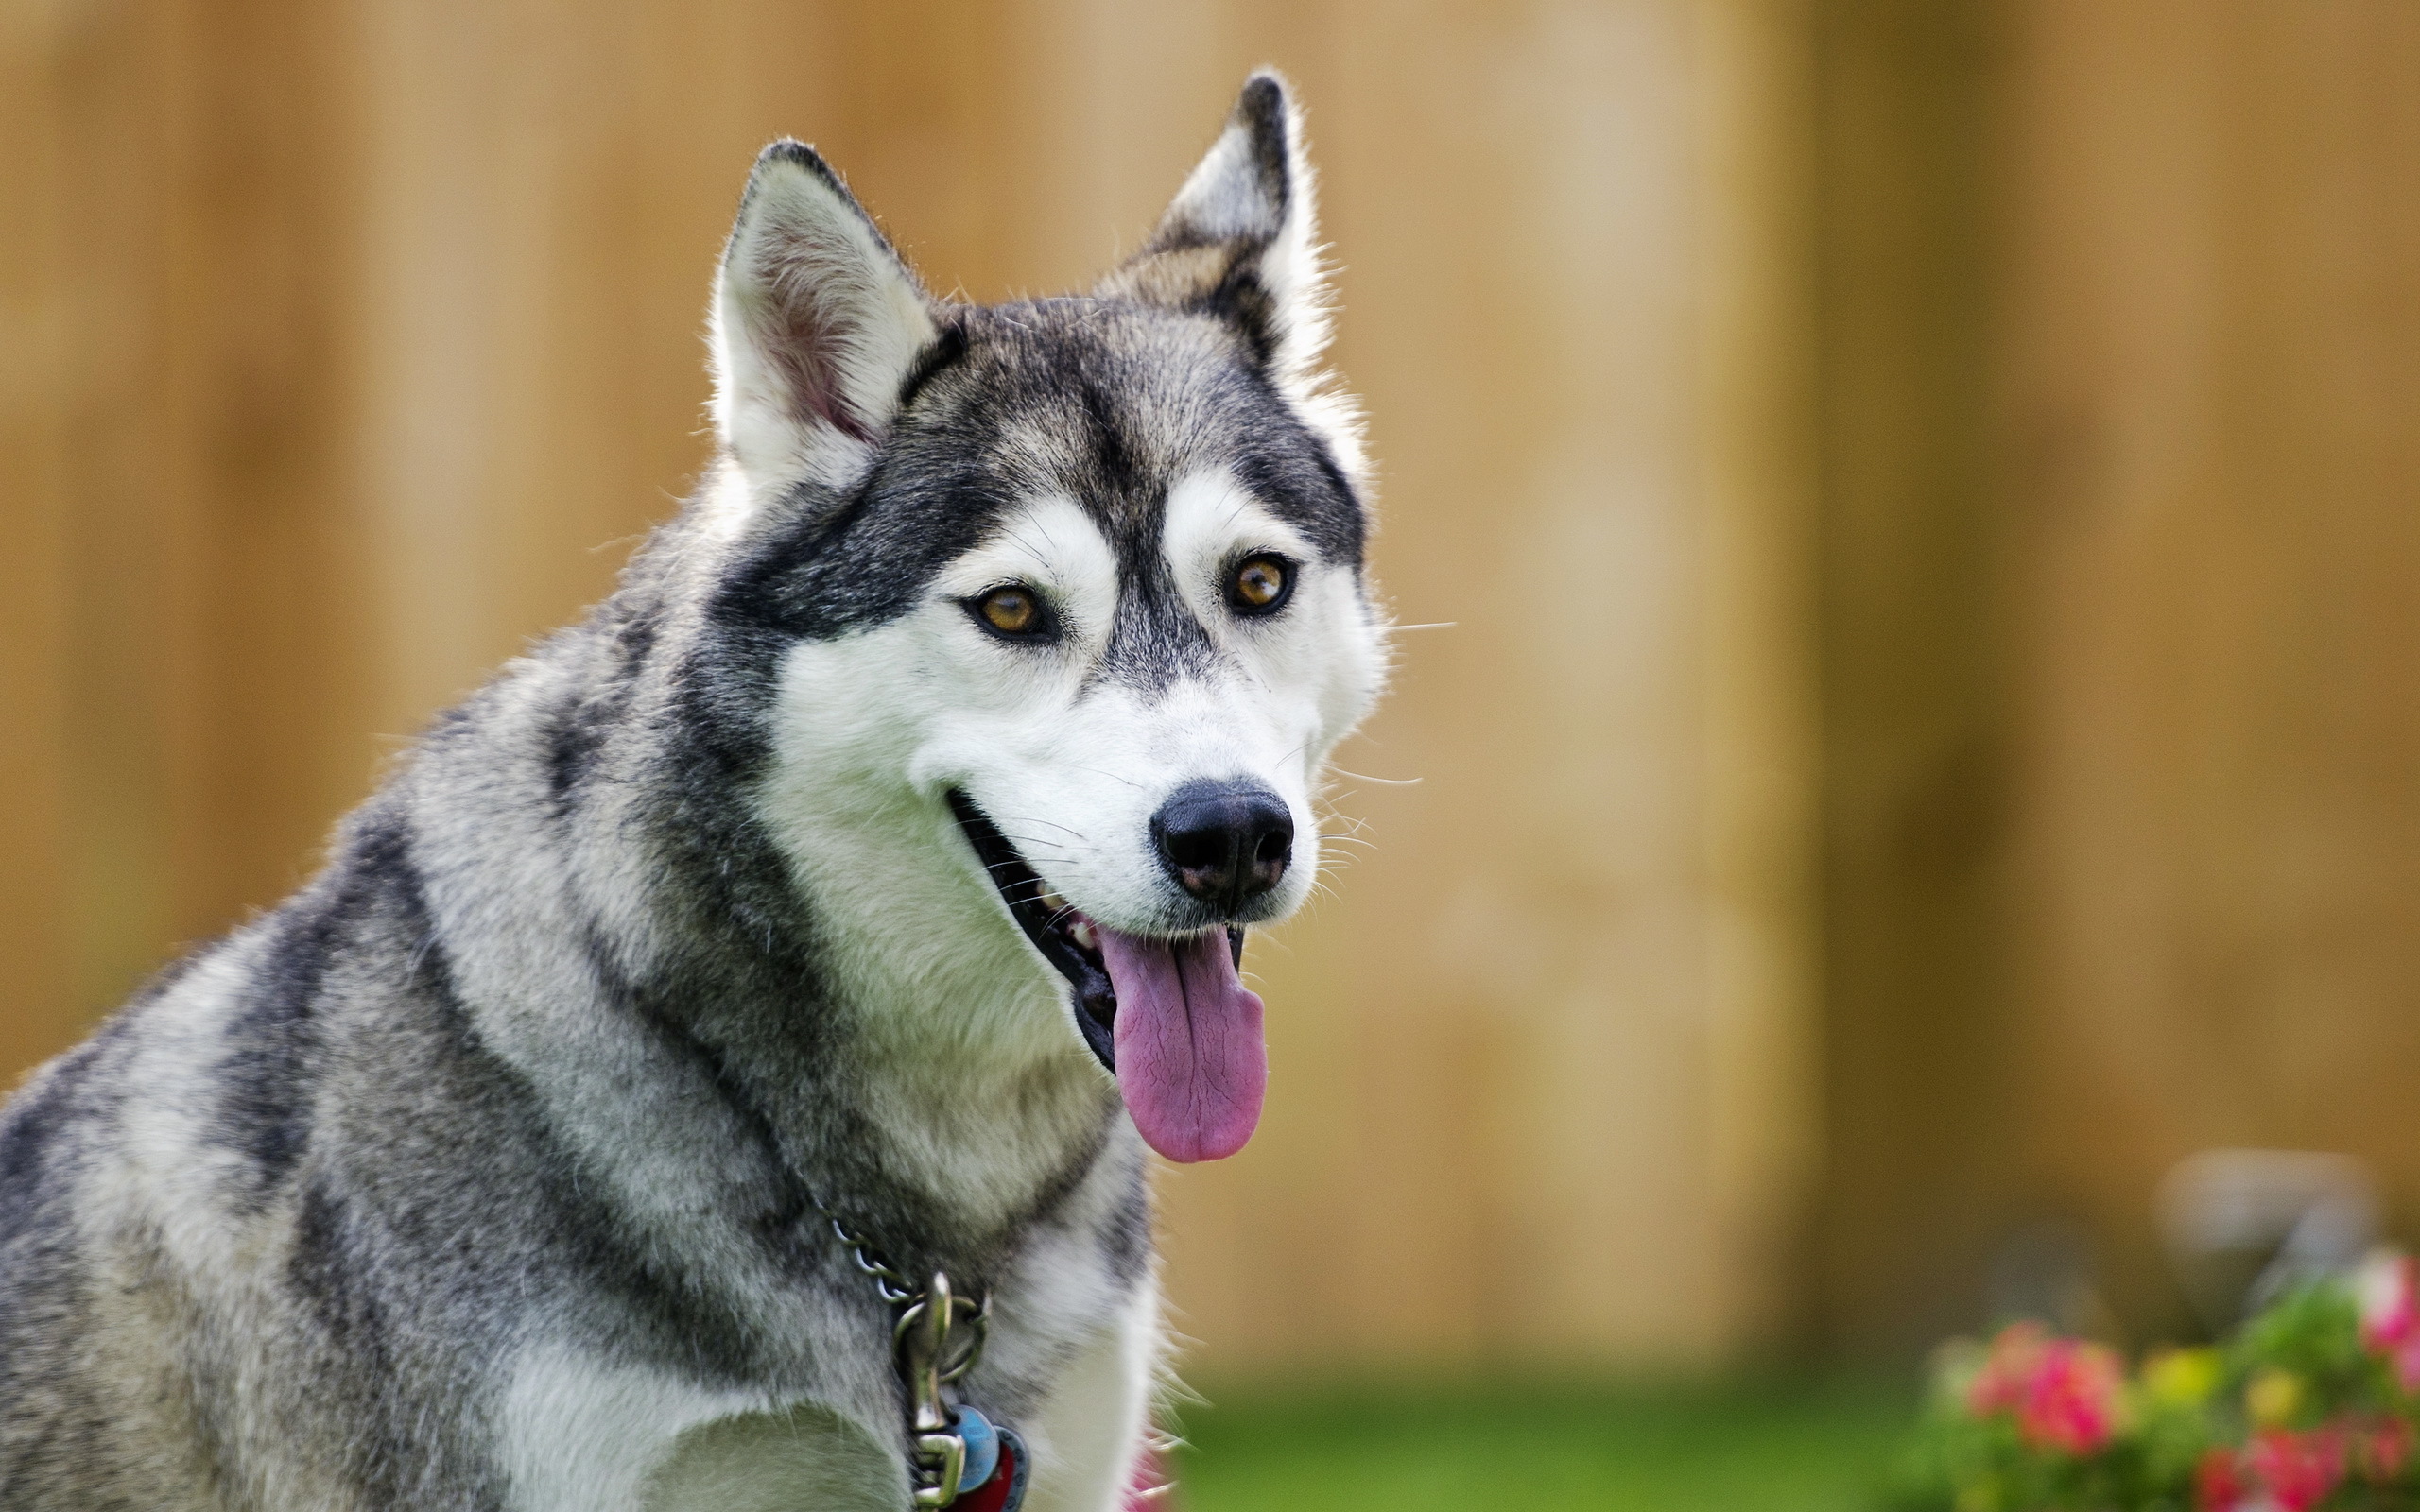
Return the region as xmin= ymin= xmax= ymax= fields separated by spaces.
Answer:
xmin=969 ymin=585 xmax=1050 ymax=640
xmin=1226 ymin=555 xmax=1293 ymax=616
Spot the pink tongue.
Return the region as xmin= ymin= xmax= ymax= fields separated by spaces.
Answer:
xmin=1094 ymin=928 xmax=1267 ymax=1162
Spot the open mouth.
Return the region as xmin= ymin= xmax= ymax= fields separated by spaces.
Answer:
xmin=946 ymin=790 xmax=1243 ymax=1074
xmin=946 ymin=789 xmax=1124 ymax=1071
xmin=947 ymin=789 xmax=1263 ymax=1164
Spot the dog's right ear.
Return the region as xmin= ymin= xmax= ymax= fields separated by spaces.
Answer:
xmin=711 ymin=142 xmax=937 ymax=503
xmin=1099 ymin=72 xmax=1330 ymax=397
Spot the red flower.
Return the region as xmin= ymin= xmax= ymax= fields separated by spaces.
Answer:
xmin=2249 ymin=1428 xmax=2346 ymax=1512
xmin=2196 ymin=1446 xmax=2249 ymax=1512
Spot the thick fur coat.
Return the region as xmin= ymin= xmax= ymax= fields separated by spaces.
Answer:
xmin=0 ymin=72 xmax=1383 ymax=1512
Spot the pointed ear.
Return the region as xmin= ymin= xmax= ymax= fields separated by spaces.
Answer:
xmin=711 ymin=142 xmax=937 ymax=498
xmin=1099 ymin=71 xmax=1330 ymax=392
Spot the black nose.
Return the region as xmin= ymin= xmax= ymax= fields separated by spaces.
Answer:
xmin=1150 ymin=780 xmax=1294 ymax=915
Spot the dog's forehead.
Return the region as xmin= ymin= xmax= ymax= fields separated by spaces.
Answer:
xmin=708 ymin=300 xmax=1362 ymax=644
xmin=920 ymin=301 xmax=1362 ymax=562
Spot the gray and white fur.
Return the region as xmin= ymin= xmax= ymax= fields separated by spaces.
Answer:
xmin=0 ymin=72 xmax=1385 ymax=1511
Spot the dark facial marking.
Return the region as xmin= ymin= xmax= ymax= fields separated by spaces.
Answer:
xmin=1096 ymin=539 xmax=1220 ymax=695
xmin=896 ymin=319 xmax=970 ymax=413
xmin=700 ymin=301 xmax=1364 ymax=717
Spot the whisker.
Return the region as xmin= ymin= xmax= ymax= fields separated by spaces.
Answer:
xmin=997 ymin=833 xmax=1081 ymax=853
xmin=1003 ymin=816 xmax=1091 ymax=842
xmin=1009 ymin=534 xmax=1054 ymax=576
xmin=1328 ymin=766 xmax=1423 ymax=786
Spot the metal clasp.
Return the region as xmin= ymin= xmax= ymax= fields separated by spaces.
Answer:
xmin=895 ymin=1271 xmax=989 ymax=1508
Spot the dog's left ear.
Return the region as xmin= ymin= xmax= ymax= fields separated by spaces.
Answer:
xmin=711 ymin=141 xmax=938 ymax=500
xmin=1100 ymin=71 xmax=1330 ymax=395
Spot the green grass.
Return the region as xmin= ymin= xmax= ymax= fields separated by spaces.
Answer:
xmin=1169 ymin=1376 xmax=1914 ymax=1512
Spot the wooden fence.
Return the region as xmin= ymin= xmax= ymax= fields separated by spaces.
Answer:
xmin=7 ymin=0 xmax=2419 ymax=1369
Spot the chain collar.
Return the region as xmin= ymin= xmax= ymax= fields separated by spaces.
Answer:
xmin=811 ymin=1195 xmax=996 ymax=1509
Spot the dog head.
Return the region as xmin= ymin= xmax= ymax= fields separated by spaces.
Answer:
xmin=696 ymin=74 xmax=1383 ymax=1163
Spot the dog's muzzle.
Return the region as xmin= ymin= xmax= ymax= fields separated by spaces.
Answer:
xmin=947 ymin=788 xmax=1268 ymax=1163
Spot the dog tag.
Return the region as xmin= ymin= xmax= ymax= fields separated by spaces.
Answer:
xmin=950 ymin=1425 xmax=1028 ymax=1512
xmin=954 ymin=1407 xmax=999 ymax=1493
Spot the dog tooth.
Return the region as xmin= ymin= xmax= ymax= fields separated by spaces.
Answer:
xmin=1069 ymin=919 xmax=1098 ymax=952
xmin=1040 ymin=887 xmax=1068 ymax=914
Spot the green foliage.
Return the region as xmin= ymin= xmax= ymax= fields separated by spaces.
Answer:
xmin=2238 ymin=1284 xmax=2381 ymax=1417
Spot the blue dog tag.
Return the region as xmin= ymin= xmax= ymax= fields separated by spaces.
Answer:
xmin=954 ymin=1406 xmax=1000 ymax=1494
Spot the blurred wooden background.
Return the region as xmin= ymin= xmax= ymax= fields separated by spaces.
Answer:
xmin=7 ymin=0 xmax=2420 ymax=1372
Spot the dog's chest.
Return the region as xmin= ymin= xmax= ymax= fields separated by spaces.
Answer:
xmin=500 ymin=1256 xmax=1156 ymax=1512
xmin=642 ymin=1403 xmax=905 ymax=1512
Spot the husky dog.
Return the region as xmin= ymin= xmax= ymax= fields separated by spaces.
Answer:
xmin=0 ymin=72 xmax=1383 ymax=1512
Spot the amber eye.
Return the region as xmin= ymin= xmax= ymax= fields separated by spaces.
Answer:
xmin=1227 ymin=555 xmax=1293 ymax=616
xmin=971 ymin=584 xmax=1049 ymax=639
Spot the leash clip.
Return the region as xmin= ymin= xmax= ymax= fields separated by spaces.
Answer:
xmin=895 ymin=1271 xmax=989 ymax=1508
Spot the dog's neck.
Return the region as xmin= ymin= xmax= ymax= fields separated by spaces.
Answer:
xmin=753 ymin=782 xmax=1125 ymax=1246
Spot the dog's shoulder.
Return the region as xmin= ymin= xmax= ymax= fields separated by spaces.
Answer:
xmin=0 ymin=953 xmax=236 ymax=1506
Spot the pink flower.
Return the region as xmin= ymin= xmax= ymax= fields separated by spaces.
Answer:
xmin=2016 ymin=1338 xmax=2127 ymax=1454
xmin=2249 ymin=1428 xmax=2347 ymax=1512
xmin=2359 ymin=1251 xmax=2420 ymax=1393
xmin=1961 ymin=1323 xmax=2126 ymax=1453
